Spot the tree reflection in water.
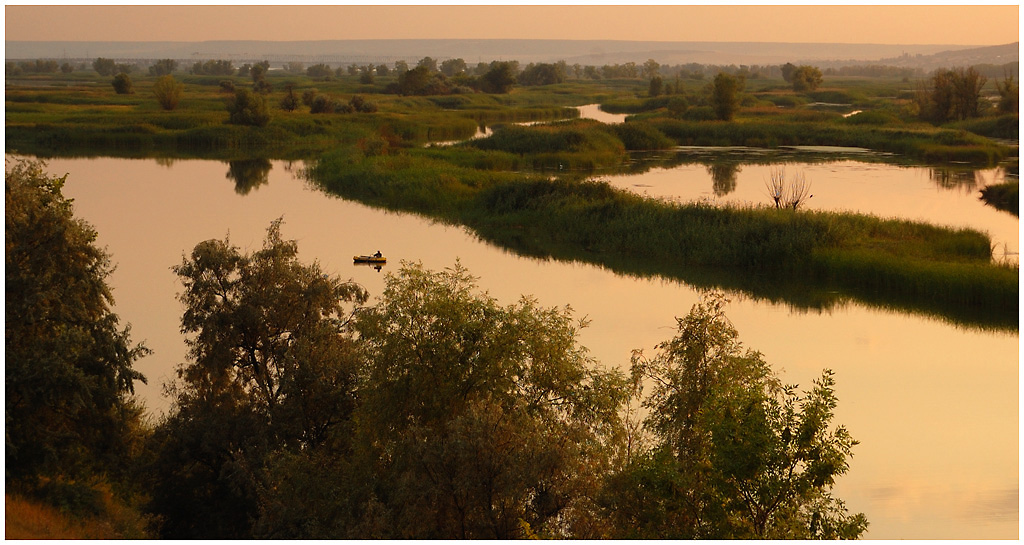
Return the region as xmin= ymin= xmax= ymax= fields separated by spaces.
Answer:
xmin=226 ymin=158 xmax=273 ymax=195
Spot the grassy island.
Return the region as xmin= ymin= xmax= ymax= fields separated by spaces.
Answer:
xmin=5 ymin=65 xmax=1018 ymax=329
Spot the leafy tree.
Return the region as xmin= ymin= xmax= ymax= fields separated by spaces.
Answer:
xmin=792 ymin=65 xmax=823 ymax=92
xmin=519 ymin=62 xmax=566 ymax=86
xmin=643 ymin=58 xmax=661 ymax=79
xmin=152 ymin=75 xmax=183 ymax=110
xmin=916 ymin=67 xmax=988 ymax=123
xmin=396 ymin=65 xmax=439 ymax=95
xmin=417 ymin=56 xmax=438 ymax=72
xmin=995 ymin=72 xmax=1018 ymax=114
xmin=376 ymin=64 xmax=390 ymax=76
xmin=93 ymin=57 xmax=116 ymax=76
xmin=649 ymin=75 xmax=664 ymax=97
xmin=359 ymin=67 xmax=375 ymax=84
xmin=306 ymin=63 xmax=332 ymax=78
xmin=6 ymin=159 xmax=148 ymax=485
xmin=711 ymin=72 xmax=741 ymax=121
xmin=60 ymin=62 xmax=74 ymax=74
xmin=394 ymin=59 xmax=409 ymax=73
xmin=148 ymin=58 xmax=178 ymax=77
xmin=780 ymin=62 xmax=797 ymax=83
xmin=147 ymin=220 xmax=369 ymax=538
xmin=227 ymin=87 xmax=271 ymax=127
xmin=309 ymin=94 xmax=336 ymax=114
xmin=604 ymin=293 xmax=867 ymax=539
xmin=481 ymin=61 xmax=517 ymax=94
xmin=347 ymin=262 xmax=628 ymax=539
xmin=279 ymin=84 xmax=299 ymax=112
xmin=112 ymin=72 xmax=134 ymax=94
xmin=439 ymin=58 xmax=467 ymax=77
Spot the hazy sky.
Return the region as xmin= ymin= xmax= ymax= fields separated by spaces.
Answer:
xmin=4 ymin=4 xmax=1020 ymax=45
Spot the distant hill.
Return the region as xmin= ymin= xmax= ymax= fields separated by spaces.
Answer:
xmin=5 ymin=39 xmax=1017 ymax=72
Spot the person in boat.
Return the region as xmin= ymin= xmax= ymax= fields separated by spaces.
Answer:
xmin=373 ymin=250 xmax=382 ymax=258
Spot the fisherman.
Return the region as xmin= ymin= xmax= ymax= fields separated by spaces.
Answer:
xmin=374 ymin=250 xmax=382 ymax=258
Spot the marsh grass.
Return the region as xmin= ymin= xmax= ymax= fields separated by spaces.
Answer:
xmin=979 ymin=181 xmax=1020 ymax=216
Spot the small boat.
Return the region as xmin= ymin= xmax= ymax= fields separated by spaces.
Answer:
xmin=354 ymin=254 xmax=386 ymax=264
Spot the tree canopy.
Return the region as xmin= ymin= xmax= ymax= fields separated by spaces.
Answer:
xmin=6 ymin=159 xmax=148 ymax=485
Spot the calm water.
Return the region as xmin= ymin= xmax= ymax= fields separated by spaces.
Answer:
xmin=17 ymin=152 xmax=1017 ymax=539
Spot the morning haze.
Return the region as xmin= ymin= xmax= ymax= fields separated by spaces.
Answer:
xmin=4 ymin=5 xmax=1019 ymax=45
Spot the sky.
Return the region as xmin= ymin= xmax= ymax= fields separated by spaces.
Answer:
xmin=4 ymin=4 xmax=1020 ymax=46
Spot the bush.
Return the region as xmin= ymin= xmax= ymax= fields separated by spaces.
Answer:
xmin=152 ymin=75 xmax=183 ymax=110
xmin=227 ymin=88 xmax=271 ymax=127
xmin=111 ymin=73 xmax=133 ymax=94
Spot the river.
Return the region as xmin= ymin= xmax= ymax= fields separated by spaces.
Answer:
xmin=17 ymin=150 xmax=1014 ymax=540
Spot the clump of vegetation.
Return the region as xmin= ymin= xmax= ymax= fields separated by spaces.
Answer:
xmin=979 ymin=181 xmax=1019 ymax=216
xmin=152 ymin=74 xmax=183 ymax=110
xmin=111 ymin=72 xmax=133 ymax=94
xmin=227 ymin=87 xmax=271 ymax=127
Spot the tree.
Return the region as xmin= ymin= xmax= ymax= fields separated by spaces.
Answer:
xmin=112 ymin=72 xmax=134 ymax=94
xmin=605 ymin=293 xmax=867 ymax=539
xmin=152 ymin=75 xmax=183 ymax=110
xmin=396 ymin=65 xmax=437 ymax=95
xmin=643 ymin=58 xmax=661 ymax=79
xmin=348 ymin=262 xmax=628 ymax=539
xmin=227 ymin=87 xmax=271 ymax=127
xmin=306 ymin=63 xmax=332 ymax=78
xmin=439 ymin=58 xmax=467 ymax=77
xmin=394 ymin=60 xmax=409 ymax=74
xmin=250 ymin=63 xmax=272 ymax=94
xmin=649 ymin=76 xmax=664 ymax=97
xmin=519 ymin=63 xmax=566 ymax=86
xmin=148 ymin=58 xmax=178 ymax=76
xmin=916 ymin=67 xmax=988 ymax=123
xmin=6 ymin=159 xmax=148 ymax=485
xmin=93 ymin=57 xmax=116 ymax=76
xmin=481 ymin=61 xmax=517 ymax=94
xmin=711 ymin=72 xmax=741 ymax=121
xmin=780 ymin=62 xmax=797 ymax=83
xmin=279 ymin=84 xmax=299 ymax=112
xmin=417 ymin=56 xmax=438 ymax=72
xmin=995 ymin=72 xmax=1018 ymax=114
xmin=791 ymin=65 xmax=823 ymax=92
xmin=148 ymin=220 xmax=369 ymax=538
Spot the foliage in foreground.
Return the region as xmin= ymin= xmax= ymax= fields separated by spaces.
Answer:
xmin=607 ymin=294 xmax=867 ymax=539
xmin=5 ymin=160 xmax=148 ymax=485
xmin=142 ymin=222 xmax=865 ymax=539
